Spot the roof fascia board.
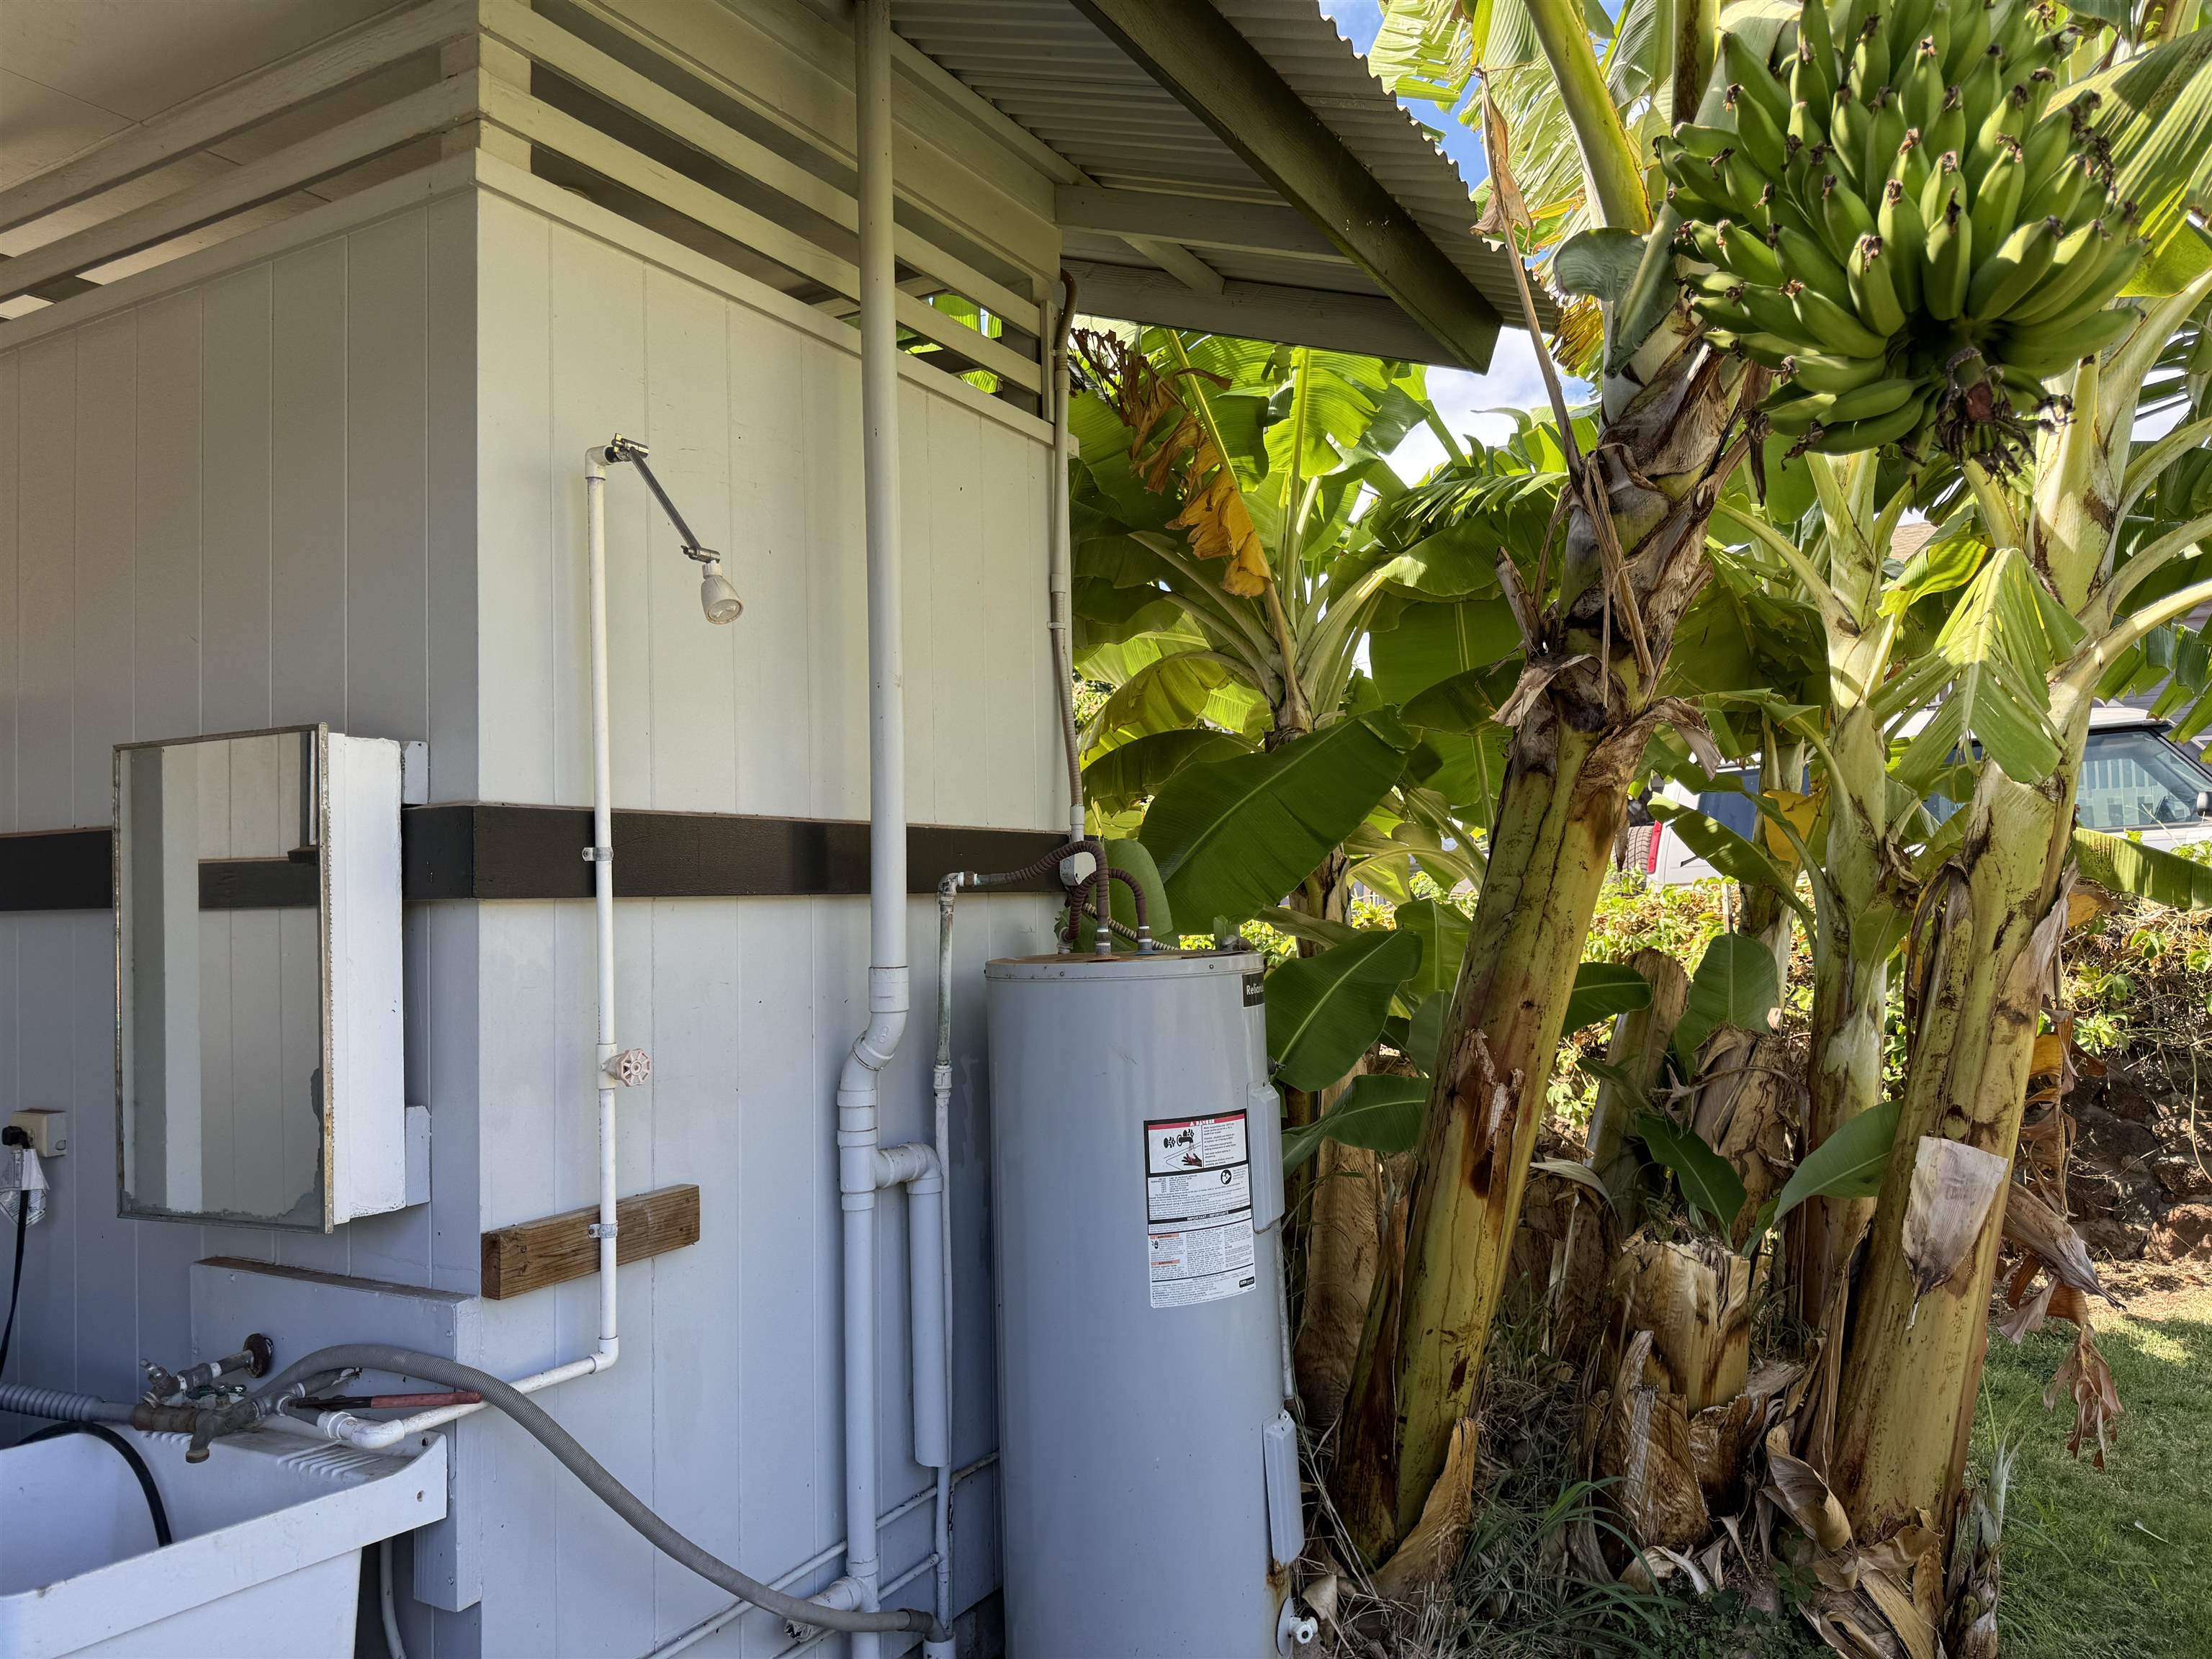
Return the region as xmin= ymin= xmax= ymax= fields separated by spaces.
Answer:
xmin=1069 ymin=0 xmax=1499 ymax=369
xmin=1065 ymin=259 xmax=1457 ymax=364
xmin=1056 ymin=184 xmax=1345 ymax=262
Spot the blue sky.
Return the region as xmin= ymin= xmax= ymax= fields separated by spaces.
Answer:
xmin=1317 ymin=0 xmax=1495 ymax=186
xmin=1311 ymin=1 xmax=1568 ymax=471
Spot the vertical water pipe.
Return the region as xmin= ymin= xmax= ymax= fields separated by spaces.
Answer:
xmin=262 ymin=446 xmax=641 ymax=1460
xmin=1047 ymin=276 xmax=1084 ymax=855
xmin=583 ymin=447 xmax=622 ymax=1376
xmin=836 ymin=2 xmax=909 ymax=1652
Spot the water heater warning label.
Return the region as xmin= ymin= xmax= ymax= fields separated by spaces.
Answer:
xmin=1143 ymin=1112 xmax=1257 ymax=1308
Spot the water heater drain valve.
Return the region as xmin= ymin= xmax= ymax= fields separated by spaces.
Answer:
xmin=603 ymin=1048 xmax=652 ymax=1087
xmin=1277 ymin=1599 xmax=1319 ymax=1654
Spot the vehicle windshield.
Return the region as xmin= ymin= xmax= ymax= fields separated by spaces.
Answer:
xmin=2077 ymin=730 xmax=2212 ymax=830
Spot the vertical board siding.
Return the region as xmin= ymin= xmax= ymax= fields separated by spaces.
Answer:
xmin=343 ymin=210 xmax=432 ymax=747
xmin=72 ymin=314 xmax=135 ymax=830
xmin=132 ymin=293 xmax=203 ymax=745
xmin=1 ymin=179 xmax=1055 ymax=1657
xmin=270 ymin=238 xmax=349 ymax=734
xmin=0 ymin=200 xmax=480 ymax=1424
xmin=17 ymin=337 xmax=77 ymax=828
xmin=0 ymin=350 xmax=17 ymax=830
xmin=199 ymin=264 xmax=276 ymax=737
xmin=468 ymin=194 xmax=1056 ymax=1655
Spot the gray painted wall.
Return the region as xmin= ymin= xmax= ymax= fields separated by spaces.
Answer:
xmin=0 ymin=164 xmax=1058 ymax=1658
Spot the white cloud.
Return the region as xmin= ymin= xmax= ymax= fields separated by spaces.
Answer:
xmin=1388 ymin=331 xmax=1587 ymax=480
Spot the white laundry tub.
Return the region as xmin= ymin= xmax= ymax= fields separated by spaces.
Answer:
xmin=0 ymin=1423 xmax=446 ymax=1659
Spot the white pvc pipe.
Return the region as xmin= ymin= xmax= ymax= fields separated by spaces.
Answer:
xmin=839 ymin=5 xmax=908 ymax=1653
xmin=929 ymin=878 xmax=961 ymax=1647
xmin=380 ymin=1537 xmax=409 ymax=1659
xmin=877 ymin=1143 xmax=948 ymax=1470
xmin=585 ymin=448 xmax=621 ymax=1370
xmin=302 ymin=449 xmax=631 ymax=1460
xmin=1047 ymin=283 xmax=1084 ymax=853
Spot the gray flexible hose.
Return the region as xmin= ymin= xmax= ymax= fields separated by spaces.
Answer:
xmin=252 ymin=1346 xmax=943 ymax=1642
xmin=0 ymin=1382 xmax=136 ymax=1424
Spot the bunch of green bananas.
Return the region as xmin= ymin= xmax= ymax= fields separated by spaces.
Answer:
xmin=1658 ymin=0 xmax=2143 ymax=464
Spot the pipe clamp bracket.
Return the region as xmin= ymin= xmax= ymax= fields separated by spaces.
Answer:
xmin=588 ymin=1221 xmax=619 ymax=1241
xmin=582 ymin=845 xmax=613 ymax=863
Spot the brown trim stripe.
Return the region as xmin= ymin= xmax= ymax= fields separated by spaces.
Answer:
xmin=0 ymin=806 xmax=1065 ymax=912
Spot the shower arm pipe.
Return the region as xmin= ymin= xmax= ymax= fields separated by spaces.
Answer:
xmin=604 ymin=437 xmax=712 ymax=565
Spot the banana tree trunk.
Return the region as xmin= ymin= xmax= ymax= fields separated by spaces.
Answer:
xmin=1331 ymin=714 xmax=1626 ymax=1552
xmin=1295 ymin=1066 xmax=1379 ymax=1429
xmin=1737 ymin=881 xmax=1797 ymax=982
xmin=1328 ymin=328 xmax=1748 ymax=1563
xmin=1282 ymin=851 xmax=1353 ymax=1236
xmin=1829 ymin=701 xmax=2085 ymax=1541
xmin=1586 ymin=945 xmax=1692 ymax=1224
xmin=1795 ymin=698 xmax=1892 ymax=1334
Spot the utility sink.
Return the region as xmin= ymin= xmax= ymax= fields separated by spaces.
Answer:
xmin=0 ymin=1423 xmax=446 ymax=1659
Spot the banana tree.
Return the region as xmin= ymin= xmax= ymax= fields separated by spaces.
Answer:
xmin=1070 ymin=330 xmax=1560 ymax=934
xmin=1830 ymin=265 xmax=2212 ymax=1543
xmin=1694 ymin=453 xmax=1930 ymax=1333
xmin=1331 ymin=0 xmax=1770 ymax=1560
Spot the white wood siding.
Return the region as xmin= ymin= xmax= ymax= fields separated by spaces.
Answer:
xmin=1 ymin=169 xmax=1058 ymax=1659
xmin=0 ymin=192 xmax=483 ymax=1406
xmin=456 ymin=187 xmax=1056 ymax=1656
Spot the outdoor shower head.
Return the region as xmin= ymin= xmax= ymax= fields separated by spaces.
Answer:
xmin=600 ymin=433 xmax=744 ymax=627
xmin=698 ymin=559 xmax=743 ymax=624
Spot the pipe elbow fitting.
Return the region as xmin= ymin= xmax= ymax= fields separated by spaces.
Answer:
xmin=321 ymin=1410 xmax=409 ymax=1452
xmin=875 ymin=1141 xmax=941 ymax=1194
xmin=837 ymin=1007 xmax=909 ymax=1102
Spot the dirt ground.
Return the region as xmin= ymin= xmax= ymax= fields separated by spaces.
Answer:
xmin=2057 ymin=1045 xmax=2212 ymax=1266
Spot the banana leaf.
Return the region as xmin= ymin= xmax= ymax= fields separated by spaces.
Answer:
xmin=1266 ymin=929 xmax=1425 ymax=1091
xmin=1141 ymin=709 xmax=1414 ymax=928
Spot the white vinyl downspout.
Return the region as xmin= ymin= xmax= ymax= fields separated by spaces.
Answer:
xmin=837 ymin=4 xmax=953 ymax=1654
xmin=265 ymin=22 xmax=960 ymax=1645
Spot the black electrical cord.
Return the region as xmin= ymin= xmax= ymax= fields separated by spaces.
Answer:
xmin=0 ymin=1126 xmax=29 ymax=1382
xmin=19 ymin=1421 xmax=174 ymax=1546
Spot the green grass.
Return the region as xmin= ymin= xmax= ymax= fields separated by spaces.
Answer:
xmin=1972 ymin=1291 xmax=2212 ymax=1659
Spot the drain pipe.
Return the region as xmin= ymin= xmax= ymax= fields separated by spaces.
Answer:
xmin=836 ymin=3 xmax=950 ymax=1653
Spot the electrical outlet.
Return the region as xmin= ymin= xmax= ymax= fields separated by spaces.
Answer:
xmin=7 ymin=1110 xmax=66 ymax=1158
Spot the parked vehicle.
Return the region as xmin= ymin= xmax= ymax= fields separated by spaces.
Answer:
xmin=1635 ymin=707 xmax=2212 ymax=885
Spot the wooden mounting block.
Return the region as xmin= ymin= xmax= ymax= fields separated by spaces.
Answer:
xmin=480 ymin=1183 xmax=701 ymax=1300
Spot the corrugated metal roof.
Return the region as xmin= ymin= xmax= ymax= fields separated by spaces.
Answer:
xmin=889 ymin=0 xmax=1537 ymax=338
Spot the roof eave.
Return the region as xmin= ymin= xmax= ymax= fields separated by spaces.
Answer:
xmin=1068 ymin=0 xmax=1503 ymax=371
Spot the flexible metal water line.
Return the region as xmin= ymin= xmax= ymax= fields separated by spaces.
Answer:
xmin=1048 ymin=272 xmax=1084 ymax=853
xmin=930 ymin=878 xmax=964 ymax=1641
